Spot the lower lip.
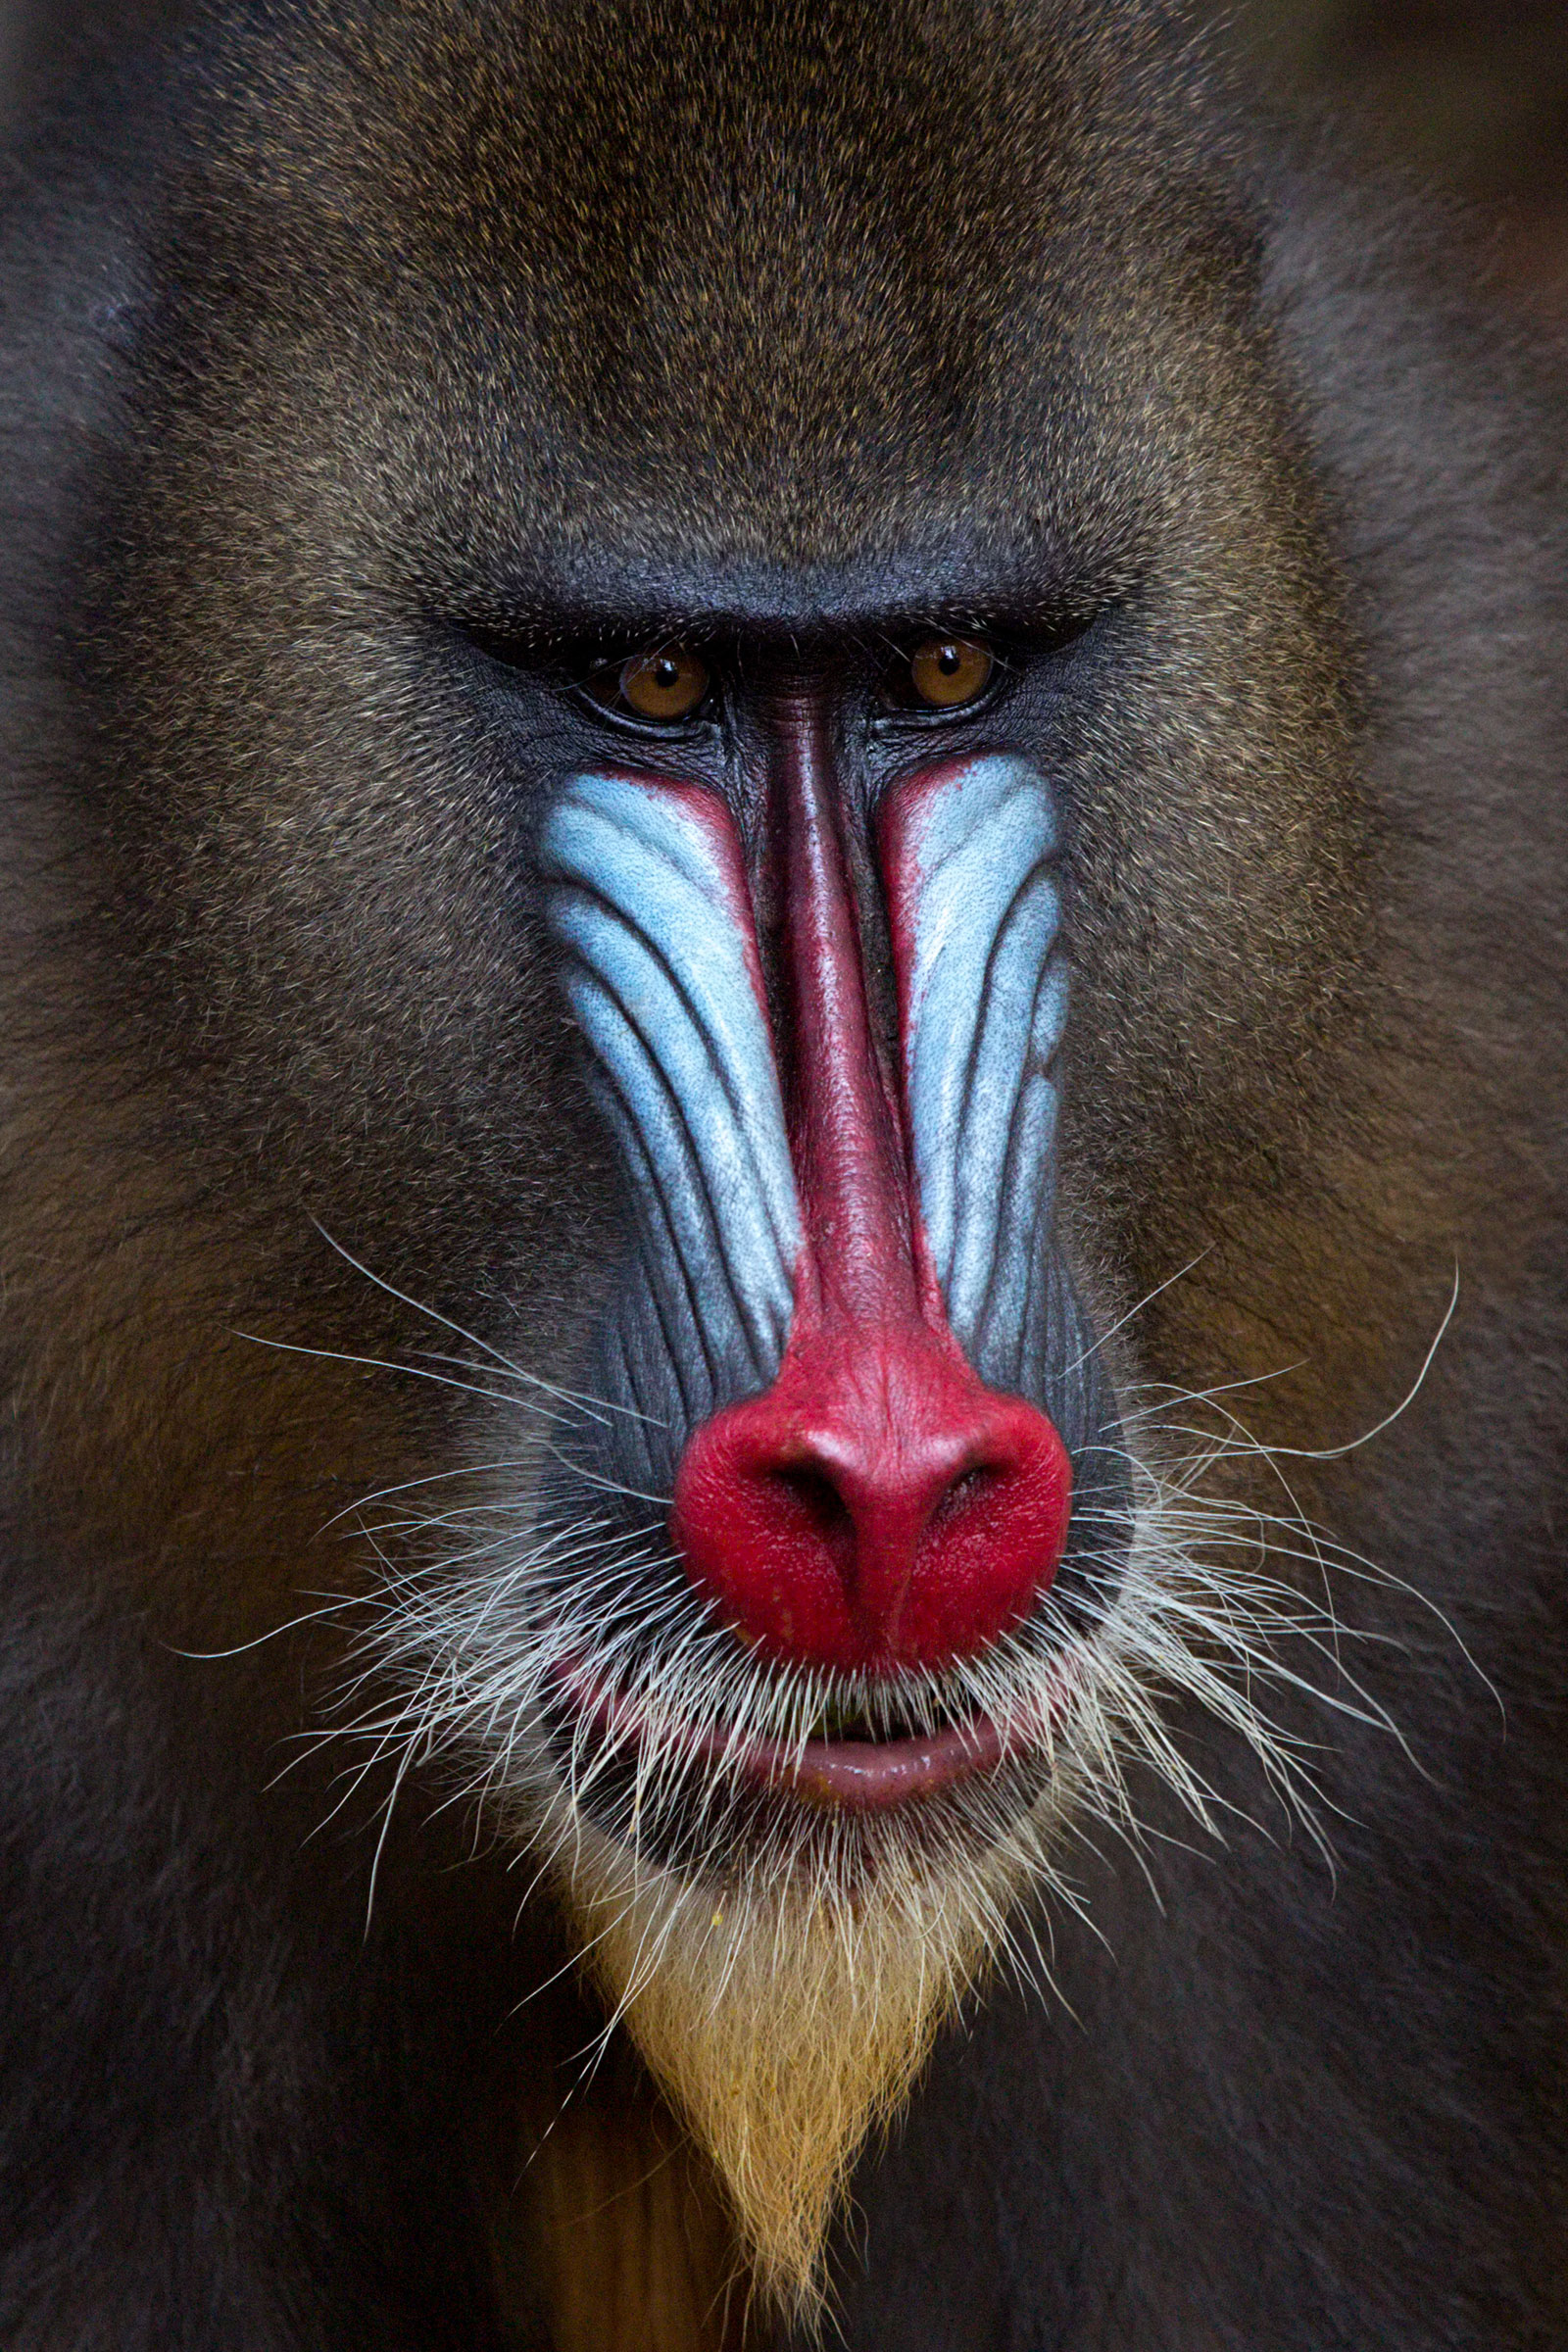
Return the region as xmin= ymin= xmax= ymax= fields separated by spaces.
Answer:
xmin=557 ymin=1667 xmax=1027 ymax=1813
xmin=726 ymin=1713 xmax=1007 ymax=1810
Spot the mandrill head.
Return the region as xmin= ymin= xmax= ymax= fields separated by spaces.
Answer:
xmin=48 ymin=0 xmax=1376 ymax=2319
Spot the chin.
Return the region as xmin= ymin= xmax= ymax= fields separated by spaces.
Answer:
xmin=352 ymin=1408 xmax=1317 ymax=2323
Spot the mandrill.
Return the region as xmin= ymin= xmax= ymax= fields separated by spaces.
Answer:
xmin=0 ymin=0 xmax=1565 ymax=2346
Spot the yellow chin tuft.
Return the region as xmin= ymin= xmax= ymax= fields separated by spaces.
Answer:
xmin=555 ymin=1821 xmax=1013 ymax=2329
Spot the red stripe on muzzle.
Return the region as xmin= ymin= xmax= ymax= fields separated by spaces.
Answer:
xmin=669 ymin=717 xmax=1072 ymax=1676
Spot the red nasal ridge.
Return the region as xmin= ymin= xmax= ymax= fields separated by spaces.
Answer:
xmin=669 ymin=723 xmax=1072 ymax=1677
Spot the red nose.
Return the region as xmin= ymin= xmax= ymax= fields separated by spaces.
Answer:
xmin=671 ymin=1317 xmax=1072 ymax=1675
xmin=668 ymin=712 xmax=1074 ymax=1675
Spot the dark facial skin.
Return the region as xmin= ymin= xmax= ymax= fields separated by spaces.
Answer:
xmin=1 ymin=0 xmax=1567 ymax=2346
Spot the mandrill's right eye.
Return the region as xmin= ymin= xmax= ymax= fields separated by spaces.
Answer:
xmin=584 ymin=646 xmax=712 ymax=726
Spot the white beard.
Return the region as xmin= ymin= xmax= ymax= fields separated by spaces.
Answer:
xmin=368 ymin=1442 xmax=1339 ymax=2319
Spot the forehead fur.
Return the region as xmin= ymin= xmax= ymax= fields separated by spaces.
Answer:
xmin=165 ymin=0 xmax=1253 ymax=569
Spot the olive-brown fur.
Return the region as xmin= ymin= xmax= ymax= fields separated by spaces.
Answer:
xmin=0 ymin=0 xmax=1565 ymax=2343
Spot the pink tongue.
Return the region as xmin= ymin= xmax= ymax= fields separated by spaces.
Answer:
xmin=668 ymin=714 xmax=1071 ymax=1676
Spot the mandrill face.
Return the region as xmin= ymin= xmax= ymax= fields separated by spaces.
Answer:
xmin=65 ymin=0 xmax=1374 ymax=2313
xmin=536 ymin=696 xmax=1107 ymax=1822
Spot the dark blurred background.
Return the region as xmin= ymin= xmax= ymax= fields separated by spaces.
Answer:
xmin=1233 ymin=0 xmax=1568 ymax=333
xmin=0 ymin=0 xmax=1565 ymax=333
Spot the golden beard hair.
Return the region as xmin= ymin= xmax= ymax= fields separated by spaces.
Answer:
xmin=555 ymin=1813 xmax=1024 ymax=2328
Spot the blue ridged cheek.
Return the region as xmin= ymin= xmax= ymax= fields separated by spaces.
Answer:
xmin=540 ymin=773 xmax=803 ymax=1407
xmin=542 ymin=759 xmax=1067 ymax=1430
xmin=890 ymin=756 xmax=1068 ymax=1382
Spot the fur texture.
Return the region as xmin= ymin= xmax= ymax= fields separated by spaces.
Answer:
xmin=0 ymin=1 xmax=1565 ymax=2346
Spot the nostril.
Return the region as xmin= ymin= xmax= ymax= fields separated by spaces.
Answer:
xmin=670 ymin=1327 xmax=1074 ymax=1674
xmin=771 ymin=1464 xmax=857 ymax=1559
xmin=760 ymin=1450 xmax=1003 ymax=1589
xmin=929 ymin=1462 xmax=998 ymax=1535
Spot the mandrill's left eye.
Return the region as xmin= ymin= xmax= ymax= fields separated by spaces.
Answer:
xmin=585 ymin=646 xmax=712 ymax=725
xmin=895 ymin=636 xmax=996 ymax=711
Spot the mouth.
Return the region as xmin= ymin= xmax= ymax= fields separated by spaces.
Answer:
xmin=554 ymin=1663 xmax=1054 ymax=1815
xmin=711 ymin=1708 xmax=1007 ymax=1810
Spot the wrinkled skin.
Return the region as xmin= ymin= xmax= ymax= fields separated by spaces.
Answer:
xmin=0 ymin=1 xmax=1565 ymax=2346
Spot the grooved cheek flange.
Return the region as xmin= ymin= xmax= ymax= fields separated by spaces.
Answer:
xmin=544 ymin=752 xmax=1074 ymax=1674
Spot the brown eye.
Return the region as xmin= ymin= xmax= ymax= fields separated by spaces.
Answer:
xmin=907 ymin=636 xmax=994 ymax=710
xmin=614 ymin=646 xmax=710 ymax=722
